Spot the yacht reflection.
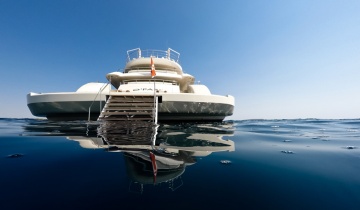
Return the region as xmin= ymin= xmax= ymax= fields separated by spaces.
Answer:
xmin=97 ymin=121 xmax=234 ymax=193
xmin=22 ymin=120 xmax=235 ymax=193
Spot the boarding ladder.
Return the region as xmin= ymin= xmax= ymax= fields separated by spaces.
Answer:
xmin=97 ymin=95 xmax=158 ymax=122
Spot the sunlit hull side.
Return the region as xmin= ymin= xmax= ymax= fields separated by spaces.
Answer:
xmin=27 ymin=92 xmax=107 ymax=120
xmin=158 ymin=93 xmax=234 ymax=122
xmin=27 ymin=92 xmax=234 ymax=121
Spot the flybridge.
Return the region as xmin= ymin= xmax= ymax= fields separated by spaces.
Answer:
xmin=126 ymin=48 xmax=180 ymax=63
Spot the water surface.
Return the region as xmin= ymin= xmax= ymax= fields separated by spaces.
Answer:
xmin=1 ymin=118 xmax=359 ymax=209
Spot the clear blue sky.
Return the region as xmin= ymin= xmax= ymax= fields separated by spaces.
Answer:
xmin=1 ymin=0 xmax=359 ymax=120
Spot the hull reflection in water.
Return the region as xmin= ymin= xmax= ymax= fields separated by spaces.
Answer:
xmin=99 ymin=121 xmax=234 ymax=192
xmin=95 ymin=120 xmax=234 ymax=193
xmin=97 ymin=121 xmax=158 ymax=147
xmin=23 ymin=120 xmax=235 ymax=193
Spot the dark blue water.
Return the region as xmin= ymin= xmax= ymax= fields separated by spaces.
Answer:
xmin=1 ymin=118 xmax=360 ymax=210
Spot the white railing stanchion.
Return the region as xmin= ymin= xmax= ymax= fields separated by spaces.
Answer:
xmin=99 ymin=91 xmax=102 ymax=114
xmin=155 ymin=96 xmax=158 ymax=124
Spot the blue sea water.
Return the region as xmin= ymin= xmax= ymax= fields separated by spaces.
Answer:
xmin=1 ymin=118 xmax=360 ymax=210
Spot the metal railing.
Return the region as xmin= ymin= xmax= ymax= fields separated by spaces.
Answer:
xmin=87 ymin=83 xmax=110 ymax=122
xmin=126 ymin=68 xmax=179 ymax=73
xmin=121 ymin=79 xmax=179 ymax=85
xmin=127 ymin=48 xmax=180 ymax=63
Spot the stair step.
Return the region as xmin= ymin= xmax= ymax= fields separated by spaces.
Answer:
xmin=109 ymin=98 xmax=154 ymax=102
xmin=101 ymin=111 xmax=153 ymax=115
xmin=104 ymin=107 xmax=153 ymax=112
xmin=106 ymin=103 xmax=155 ymax=106
xmin=99 ymin=117 xmax=153 ymax=121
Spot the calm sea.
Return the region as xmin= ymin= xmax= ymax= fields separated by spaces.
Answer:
xmin=1 ymin=118 xmax=360 ymax=210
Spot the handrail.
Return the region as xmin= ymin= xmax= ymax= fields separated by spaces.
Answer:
xmin=153 ymin=96 xmax=158 ymax=124
xmin=87 ymin=83 xmax=110 ymax=122
xmin=126 ymin=48 xmax=180 ymax=63
xmin=126 ymin=67 xmax=179 ymax=71
xmin=121 ymin=79 xmax=179 ymax=85
xmin=127 ymin=48 xmax=141 ymax=61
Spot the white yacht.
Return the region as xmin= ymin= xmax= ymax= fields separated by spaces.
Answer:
xmin=27 ymin=48 xmax=235 ymax=121
xmin=100 ymin=48 xmax=234 ymax=122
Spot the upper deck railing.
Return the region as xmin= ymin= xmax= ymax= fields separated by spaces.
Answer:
xmin=126 ymin=48 xmax=180 ymax=63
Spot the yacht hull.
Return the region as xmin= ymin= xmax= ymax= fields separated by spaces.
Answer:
xmin=27 ymin=92 xmax=107 ymax=120
xmin=27 ymin=93 xmax=234 ymax=121
xmin=158 ymin=93 xmax=234 ymax=122
xmin=27 ymin=101 xmax=105 ymax=120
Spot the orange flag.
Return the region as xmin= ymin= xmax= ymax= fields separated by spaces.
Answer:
xmin=151 ymin=57 xmax=156 ymax=78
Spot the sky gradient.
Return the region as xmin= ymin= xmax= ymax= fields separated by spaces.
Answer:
xmin=1 ymin=0 xmax=359 ymax=120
